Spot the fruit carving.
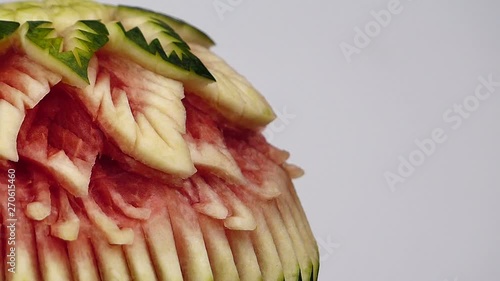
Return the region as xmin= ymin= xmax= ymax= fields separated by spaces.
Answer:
xmin=0 ymin=1 xmax=319 ymax=280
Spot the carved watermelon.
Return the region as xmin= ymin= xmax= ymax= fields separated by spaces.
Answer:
xmin=0 ymin=0 xmax=319 ymax=280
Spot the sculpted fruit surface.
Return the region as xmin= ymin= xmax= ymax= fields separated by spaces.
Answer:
xmin=0 ymin=0 xmax=319 ymax=280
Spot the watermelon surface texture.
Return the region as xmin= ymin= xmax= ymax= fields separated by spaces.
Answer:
xmin=0 ymin=0 xmax=319 ymax=280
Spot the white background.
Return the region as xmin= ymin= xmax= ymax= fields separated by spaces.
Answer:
xmin=6 ymin=0 xmax=500 ymax=280
xmin=141 ymin=1 xmax=500 ymax=280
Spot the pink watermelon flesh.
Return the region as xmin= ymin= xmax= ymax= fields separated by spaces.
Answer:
xmin=0 ymin=52 xmax=318 ymax=280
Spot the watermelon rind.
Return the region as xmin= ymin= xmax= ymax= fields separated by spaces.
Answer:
xmin=115 ymin=5 xmax=215 ymax=48
xmin=19 ymin=20 xmax=109 ymax=87
xmin=0 ymin=20 xmax=19 ymax=54
xmin=103 ymin=20 xmax=215 ymax=83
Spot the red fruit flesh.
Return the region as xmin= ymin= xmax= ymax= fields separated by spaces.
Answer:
xmin=0 ymin=53 xmax=316 ymax=280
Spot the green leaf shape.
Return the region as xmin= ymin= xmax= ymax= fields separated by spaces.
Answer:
xmin=116 ymin=20 xmax=215 ymax=81
xmin=0 ymin=20 xmax=20 ymax=55
xmin=24 ymin=20 xmax=108 ymax=86
xmin=115 ymin=5 xmax=215 ymax=48
xmin=0 ymin=20 xmax=20 ymax=40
